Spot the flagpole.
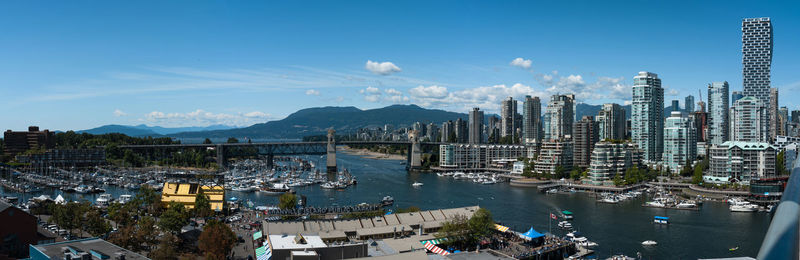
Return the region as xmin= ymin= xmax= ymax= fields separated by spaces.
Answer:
xmin=548 ymin=211 xmax=551 ymax=235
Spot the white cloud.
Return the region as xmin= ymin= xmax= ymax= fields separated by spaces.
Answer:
xmin=510 ymin=57 xmax=532 ymax=69
xmin=113 ymin=109 xmax=127 ymax=117
xmin=385 ymin=88 xmax=403 ymax=96
xmin=667 ymin=89 xmax=679 ymax=96
xmin=407 ymin=83 xmax=548 ymax=111
xmin=305 ymin=89 xmax=320 ymax=96
xmin=365 ymin=60 xmax=402 ymax=75
xmin=535 ymin=73 xmax=630 ymax=101
xmin=142 ymin=109 xmax=273 ymax=127
xmin=359 ymin=86 xmax=382 ymax=102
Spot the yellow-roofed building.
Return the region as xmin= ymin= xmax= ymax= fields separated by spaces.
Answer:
xmin=160 ymin=182 xmax=225 ymax=212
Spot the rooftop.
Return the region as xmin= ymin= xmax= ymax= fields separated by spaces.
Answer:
xmin=30 ymin=238 xmax=150 ymax=260
xmin=269 ymin=234 xmax=328 ymax=250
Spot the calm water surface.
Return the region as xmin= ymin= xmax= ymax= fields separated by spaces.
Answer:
xmin=2 ymin=152 xmax=771 ymax=259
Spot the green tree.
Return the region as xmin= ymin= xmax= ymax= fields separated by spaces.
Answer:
xmin=149 ymin=233 xmax=180 ymax=260
xmin=198 ymin=220 xmax=236 ymax=260
xmin=84 ymin=208 xmax=112 ymax=237
xmin=467 ymin=208 xmax=494 ymax=241
xmin=194 ymin=190 xmax=213 ymax=218
xmin=158 ymin=202 xmax=189 ymax=234
xmin=278 ymin=193 xmax=297 ymax=210
xmin=134 ymin=184 xmax=161 ymax=215
xmin=203 ymin=138 xmax=213 ymax=144
xmin=554 ymin=165 xmax=566 ymax=179
xmin=226 ymin=137 xmax=239 ymax=143
xmin=777 ymin=150 xmax=789 ymax=175
xmin=435 ymin=214 xmax=469 ymax=241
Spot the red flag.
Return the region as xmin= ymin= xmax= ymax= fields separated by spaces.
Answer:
xmin=550 ymin=213 xmax=557 ymax=220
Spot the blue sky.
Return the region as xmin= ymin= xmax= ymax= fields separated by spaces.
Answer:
xmin=2 ymin=1 xmax=799 ymax=131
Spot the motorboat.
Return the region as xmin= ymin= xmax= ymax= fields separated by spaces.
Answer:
xmin=320 ymin=182 xmax=337 ymax=189
xmin=117 ymin=194 xmax=132 ymax=204
xmin=646 ymin=201 xmax=666 ymax=207
xmin=642 ymin=240 xmax=658 ymax=246
xmin=261 ymin=183 xmax=293 ymax=195
xmin=546 ymin=188 xmax=558 ymax=194
xmin=600 ymin=196 xmax=620 ymax=204
xmin=676 ymin=201 xmax=697 ymax=208
xmin=561 ymin=210 xmax=574 ymax=220
xmin=730 ymin=203 xmax=758 ymax=212
xmin=412 ymin=182 xmax=424 ymax=187
xmin=654 ymin=216 xmax=669 ymax=224
xmin=74 ymin=185 xmax=91 ymax=194
xmin=381 ymin=196 xmax=394 ymax=206
xmin=95 ymin=194 xmax=113 ymax=207
xmin=558 ymin=221 xmax=573 ymax=229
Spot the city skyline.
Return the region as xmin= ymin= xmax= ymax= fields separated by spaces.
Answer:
xmin=2 ymin=2 xmax=800 ymax=132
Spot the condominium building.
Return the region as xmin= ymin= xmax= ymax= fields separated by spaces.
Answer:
xmin=732 ymin=91 xmax=744 ymax=104
xmin=426 ymin=123 xmax=438 ymax=141
xmin=769 ymin=88 xmax=779 ymax=139
xmin=439 ymin=144 xmax=526 ymax=169
xmin=742 ymin=17 xmax=773 ymax=107
xmin=440 ymin=121 xmax=453 ymax=143
xmin=779 ymin=107 xmax=789 ymax=136
xmin=631 ymin=71 xmax=664 ymax=163
xmin=707 ymin=81 xmax=729 ymax=145
xmin=501 ymin=97 xmax=518 ymax=138
xmin=685 ymin=95 xmax=695 ymax=113
xmin=3 ymin=126 xmax=55 ymax=156
xmin=534 ymin=139 xmax=573 ymax=175
xmin=708 ymin=141 xmax=776 ymax=184
xmin=730 ymin=96 xmax=769 ymax=142
xmin=573 ymin=116 xmax=599 ymax=168
xmin=522 ymin=95 xmax=542 ymax=144
xmin=468 ymin=107 xmax=484 ymax=144
xmin=663 ymin=111 xmax=697 ymax=174
xmin=596 ymin=103 xmax=626 ymax=141
xmin=544 ymin=94 xmax=575 ymax=141
xmin=587 ymin=141 xmax=642 ymax=186
xmin=487 ymin=116 xmax=500 ymax=142
xmin=455 ymin=118 xmax=468 ymax=143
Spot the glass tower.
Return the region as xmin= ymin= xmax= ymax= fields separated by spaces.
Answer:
xmin=708 ymin=82 xmax=729 ymax=145
xmin=631 ymin=71 xmax=664 ymax=163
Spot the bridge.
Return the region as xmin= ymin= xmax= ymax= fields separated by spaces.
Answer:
xmin=117 ymin=130 xmax=441 ymax=172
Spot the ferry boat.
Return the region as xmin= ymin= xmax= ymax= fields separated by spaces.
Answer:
xmin=653 ymin=216 xmax=669 ymax=224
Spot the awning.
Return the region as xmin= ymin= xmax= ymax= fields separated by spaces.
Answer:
xmin=520 ymin=227 xmax=545 ymax=240
xmin=423 ymin=242 xmax=450 ymax=256
xmin=420 ymin=237 xmax=449 ymax=245
xmin=253 ymin=231 xmax=263 ymax=240
xmin=494 ymin=224 xmax=510 ymax=232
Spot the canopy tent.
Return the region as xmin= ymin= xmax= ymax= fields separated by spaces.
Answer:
xmin=494 ymin=224 xmax=510 ymax=232
xmin=54 ymin=195 xmax=66 ymax=205
xmin=422 ymin=242 xmax=450 ymax=256
xmin=520 ymin=227 xmax=545 ymax=240
xmin=253 ymin=231 xmax=263 ymax=240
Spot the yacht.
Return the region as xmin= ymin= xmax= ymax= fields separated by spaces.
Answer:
xmin=558 ymin=221 xmax=573 ymax=229
xmin=646 ymin=201 xmax=666 ymax=208
xmin=730 ymin=203 xmax=758 ymax=212
xmin=95 ymin=194 xmax=113 ymax=207
xmin=642 ymin=240 xmax=658 ymax=246
xmin=546 ymin=188 xmax=558 ymax=194
xmin=676 ymin=201 xmax=697 ymax=208
xmin=320 ymin=182 xmax=337 ymax=189
xmin=74 ymin=185 xmax=91 ymax=194
xmin=117 ymin=195 xmax=132 ymax=204
xmin=412 ymin=182 xmax=424 ymax=187
xmin=381 ymin=196 xmax=394 ymax=206
xmin=261 ymin=183 xmax=293 ymax=195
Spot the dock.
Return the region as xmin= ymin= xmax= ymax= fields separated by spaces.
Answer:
xmin=536 ymin=182 xmax=646 ymax=193
xmin=641 ymin=203 xmax=701 ymax=211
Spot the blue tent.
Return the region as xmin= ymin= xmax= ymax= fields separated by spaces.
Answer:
xmin=521 ymin=227 xmax=545 ymax=239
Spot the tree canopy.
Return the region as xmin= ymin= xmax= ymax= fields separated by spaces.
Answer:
xmin=198 ymin=220 xmax=236 ymax=260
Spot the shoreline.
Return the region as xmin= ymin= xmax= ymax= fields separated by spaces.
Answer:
xmin=339 ymin=146 xmax=406 ymax=161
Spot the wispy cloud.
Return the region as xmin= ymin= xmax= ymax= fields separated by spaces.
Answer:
xmin=113 ymin=109 xmax=127 ymax=117
xmin=510 ymin=57 xmax=532 ymax=69
xmin=365 ymin=60 xmax=402 ymax=75
xmin=141 ymin=109 xmax=274 ymax=127
xmin=305 ymin=89 xmax=320 ymax=96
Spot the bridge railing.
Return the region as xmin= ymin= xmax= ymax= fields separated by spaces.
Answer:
xmin=757 ymin=156 xmax=800 ymax=259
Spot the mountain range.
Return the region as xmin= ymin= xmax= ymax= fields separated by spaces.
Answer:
xmin=80 ymin=103 xmax=691 ymax=140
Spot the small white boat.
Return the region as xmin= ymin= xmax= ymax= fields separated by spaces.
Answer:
xmin=676 ymin=201 xmax=697 ymax=208
xmin=320 ymin=182 xmax=337 ymax=189
xmin=558 ymin=221 xmax=573 ymax=229
xmin=412 ymin=182 xmax=424 ymax=187
xmin=642 ymin=240 xmax=658 ymax=246
xmin=730 ymin=204 xmax=758 ymax=212
xmin=117 ymin=194 xmax=132 ymax=204
xmin=95 ymin=194 xmax=113 ymax=207
xmin=546 ymin=188 xmax=558 ymax=194
xmin=646 ymin=201 xmax=666 ymax=207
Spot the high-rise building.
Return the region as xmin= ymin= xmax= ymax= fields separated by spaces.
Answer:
xmin=793 ymin=110 xmax=800 ymax=124
xmin=544 ymin=94 xmax=575 ymax=140
xmin=468 ymin=107 xmax=484 ymax=144
xmin=441 ymin=121 xmax=454 ymax=143
xmin=455 ymin=118 xmax=468 ymax=143
xmin=631 ymin=71 xmax=664 ymax=163
xmin=573 ymin=116 xmax=599 ymax=168
xmin=501 ymin=97 xmax=518 ymax=138
xmin=708 ymin=82 xmax=729 ymax=146
xmin=534 ymin=140 xmax=573 ymax=175
xmin=522 ymin=96 xmax=542 ymax=144
xmin=730 ymin=96 xmax=769 ymax=142
xmin=691 ymin=110 xmax=708 ymax=143
xmin=426 ymin=123 xmax=438 ymax=141
xmin=487 ymin=116 xmax=500 ymax=143
xmin=769 ymin=88 xmax=779 ymax=139
xmin=685 ymin=95 xmax=695 ymax=113
xmin=731 ymin=91 xmax=744 ymax=104
xmin=3 ymin=126 xmax=55 ymax=156
xmin=779 ymin=107 xmax=789 ymax=136
xmin=671 ymin=100 xmax=681 ymax=113
xmin=588 ymin=141 xmax=642 ymax=186
xmin=742 ymin=17 xmax=773 ymax=103
xmin=663 ymin=111 xmax=697 ymax=174
xmin=597 ymin=103 xmax=626 ymax=141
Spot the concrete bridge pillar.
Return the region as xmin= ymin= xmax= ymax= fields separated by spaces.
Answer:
xmin=408 ymin=130 xmax=422 ymax=170
xmin=216 ymin=144 xmax=224 ymax=168
xmin=326 ymin=129 xmax=337 ymax=180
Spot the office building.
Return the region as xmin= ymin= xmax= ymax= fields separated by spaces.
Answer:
xmin=468 ymin=107 xmax=484 ymax=144
xmin=769 ymin=88 xmax=779 ymax=139
xmin=793 ymin=110 xmax=800 ymax=124
xmin=587 ymin=141 xmax=642 ymax=186
xmin=455 ymin=118 xmax=468 ymax=143
xmin=426 ymin=123 xmax=438 ymax=141
xmin=779 ymin=107 xmax=789 ymax=136
xmin=685 ymin=95 xmax=695 ymax=113
xmin=742 ymin=17 xmax=773 ymax=104
xmin=708 ymin=82 xmax=730 ymax=145
xmin=671 ymin=100 xmax=680 ymax=112
xmin=501 ymin=97 xmax=518 ymax=138
xmin=730 ymin=96 xmax=769 ymax=142
xmin=487 ymin=115 xmax=500 ymax=143
xmin=597 ymin=103 xmax=626 ymax=141
xmin=522 ymin=95 xmax=542 ymax=144
xmin=631 ymin=71 xmax=664 ymax=162
xmin=708 ymin=141 xmax=776 ymax=184
xmin=544 ymin=94 xmax=575 ymax=140
xmin=663 ymin=111 xmax=697 ymax=174
xmin=573 ymin=116 xmax=599 ymax=168
xmin=534 ymin=140 xmax=573 ymax=175
xmin=441 ymin=121 xmax=453 ymax=143
xmin=732 ymin=91 xmax=744 ymax=104
xmin=3 ymin=126 xmax=55 ymax=156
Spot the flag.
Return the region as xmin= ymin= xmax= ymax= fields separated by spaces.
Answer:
xmin=550 ymin=213 xmax=557 ymax=220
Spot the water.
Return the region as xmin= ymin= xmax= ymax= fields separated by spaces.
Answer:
xmin=2 ymin=152 xmax=771 ymax=258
